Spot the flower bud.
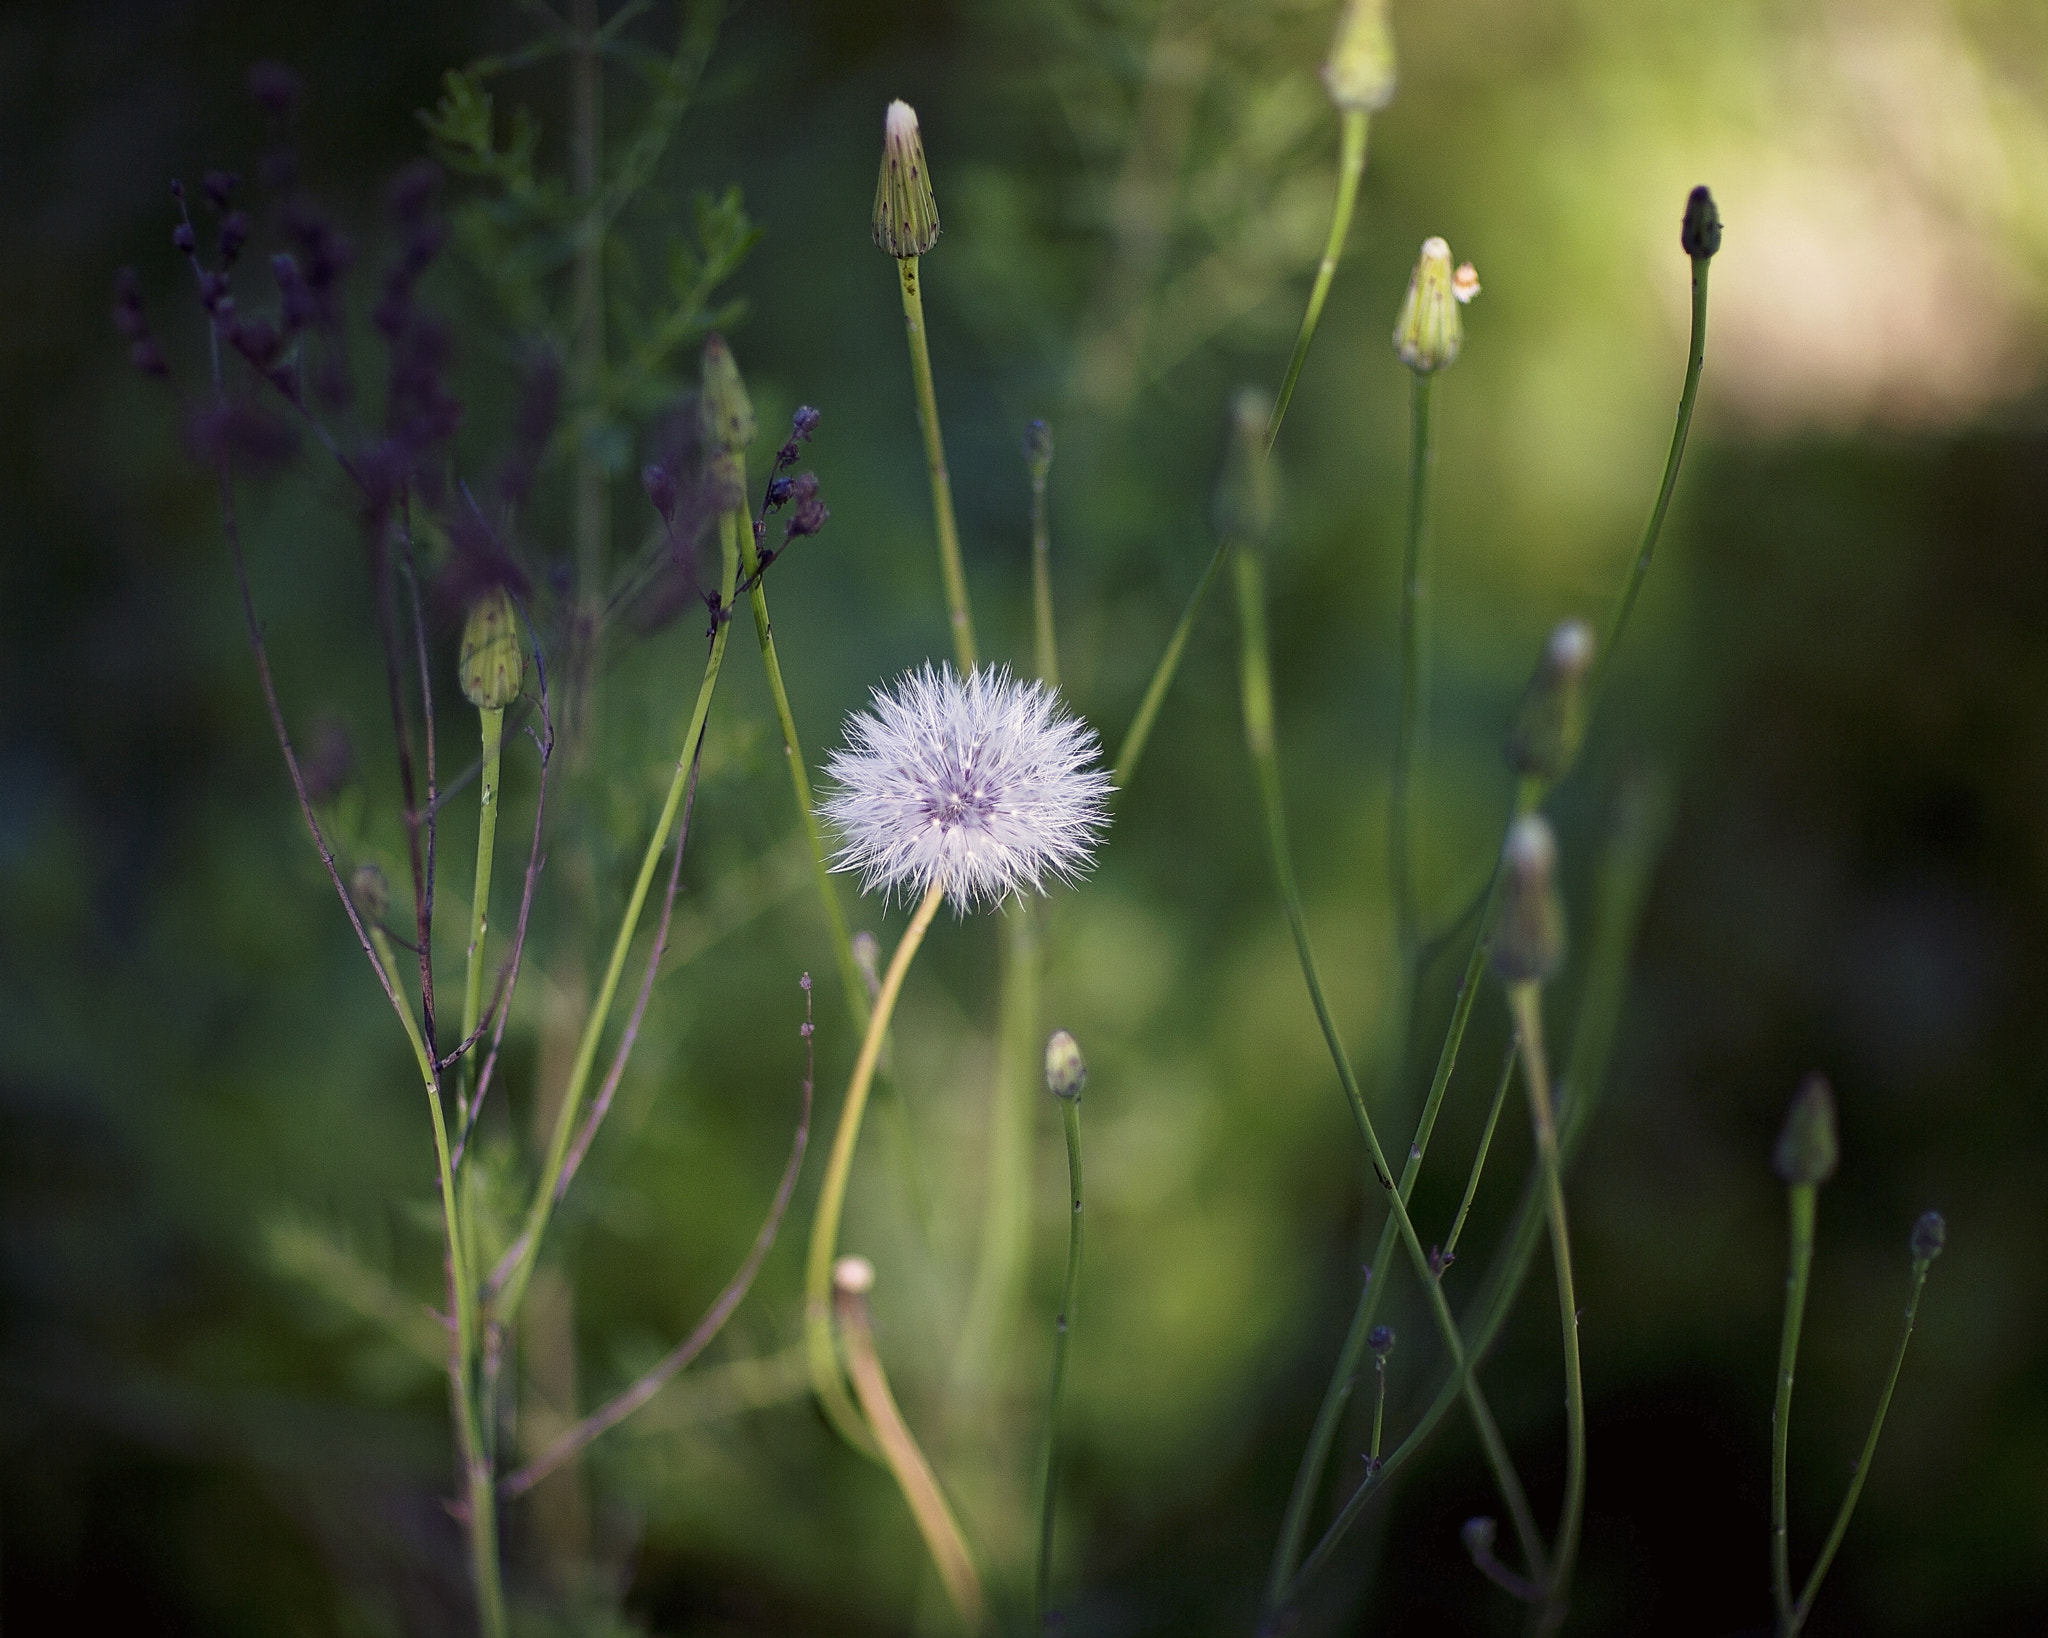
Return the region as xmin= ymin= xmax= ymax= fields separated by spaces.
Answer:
xmin=1505 ymin=619 xmax=1595 ymax=782
xmin=1211 ymin=387 xmax=1278 ymax=548
xmin=1393 ymin=237 xmax=1476 ymax=374
xmin=458 ymin=587 xmax=525 ymax=711
xmin=1367 ymin=1323 xmax=1396 ymax=1357
xmin=1772 ymin=1073 xmax=1839 ymax=1187
xmin=1322 ymin=0 xmax=1397 ymax=113
xmin=1491 ymin=815 xmax=1565 ymax=985
xmin=699 ymin=332 xmax=755 ymax=457
xmin=1045 ymin=1029 xmax=1087 ymax=1101
xmin=1910 ymin=1209 xmax=1946 ymax=1266
xmin=1024 ymin=419 xmax=1055 ymax=484
xmin=872 ymin=100 xmax=940 ymax=258
xmin=351 ymin=862 xmax=390 ymax=922
xmin=1681 ymin=185 xmax=1723 ymax=260
xmin=832 ymin=1254 xmax=876 ymax=1296
xmin=1462 ymin=1516 xmax=1497 ymax=1557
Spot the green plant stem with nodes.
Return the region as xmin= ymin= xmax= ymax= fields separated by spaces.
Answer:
xmin=1264 ymin=777 xmax=1540 ymax=1610
xmin=1507 ymin=980 xmax=1586 ymax=1637
xmin=457 ymin=704 xmax=504 ymax=1131
xmin=1036 ymin=1090 xmax=1084 ymax=1629
xmin=1235 ymin=547 xmax=1550 ymax=1589
xmin=1771 ymin=1181 xmax=1819 ymax=1633
xmin=1391 ymin=370 xmax=1435 ymax=955
xmin=369 ymin=920 xmax=504 ymax=1637
xmin=1284 ymin=781 xmax=1669 ymax=1608
xmin=898 ymin=255 xmax=977 ymax=672
xmin=1265 ymin=109 xmax=1370 ymax=452
xmin=1445 ymin=1035 xmax=1520 ymax=1266
xmin=492 ymin=512 xmax=741 ymax=1328
xmin=1112 ymin=535 xmax=1231 ymax=795
xmin=805 ymin=876 xmax=949 ymax=1451
xmin=1788 ymin=1253 xmax=1937 ymax=1634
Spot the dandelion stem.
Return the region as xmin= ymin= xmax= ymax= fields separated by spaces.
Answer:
xmin=493 ymin=510 xmax=740 ymax=1327
xmin=456 ymin=705 xmax=504 ymax=1132
xmin=1772 ymin=1181 xmax=1819 ymax=1633
xmin=898 ymin=255 xmax=977 ymax=672
xmin=1392 ymin=370 xmax=1434 ymax=956
xmin=1037 ymin=1090 xmax=1084 ymax=1629
xmin=1508 ymin=982 xmax=1586 ymax=1636
xmin=1236 ymin=549 xmax=1549 ymax=1589
xmin=1264 ymin=109 xmax=1370 ymax=454
xmin=805 ymin=877 xmax=948 ymax=1451
xmin=1444 ymin=1034 xmax=1519 ymax=1266
xmin=1113 ymin=535 xmax=1231 ymax=795
xmin=1790 ymin=1256 xmax=1936 ymax=1633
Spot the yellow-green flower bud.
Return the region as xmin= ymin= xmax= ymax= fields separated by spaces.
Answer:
xmin=1491 ymin=815 xmax=1565 ymax=985
xmin=458 ymin=587 xmax=524 ymax=711
xmin=1393 ymin=237 xmax=1478 ymax=374
xmin=1045 ymin=1029 xmax=1087 ymax=1101
xmin=1773 ymin=1074 xmax=1839 ymax=1186
xmin=350 ymin=862 xmax=390 ymax=922
xmin=699 ymin=332 xmax=755 ymax=457
xmin=1322 ymin=0 xmax=1396 ymax=112
xmin=1211 ymin=386 xmax=1279 ymax=548
xmin=872 ymin=100 xmax=940 ymax=259
xmin=1505 ymin=619 xmax=1595 ymax=782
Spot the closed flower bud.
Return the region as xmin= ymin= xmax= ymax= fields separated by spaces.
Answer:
xmin=351 ymin=862 xmax=390 ymax=922
xmin=1772 ymin=1073 xmax=1840 ymax=1187
xmin=1462 ymin=1516 xmax=1498 ymax=1557
xmin=1681 ymin=185 xmax=1723 ymax=260
xmin=1491 ymin=815 xmax=1566 ymax=985
xmin=699 ymin=332 xmax=755 ymax=457
xmin=1505 ymin=619 xmax=1595 ymax=782
xmin=458 ymin=587 xmax=524 ymax=710
xmin=1910 ymin=1209 xmax=1946 ymax=1265
xmin=1211 ymin=387 xmax=1279 ymax=548
xmin=872 ymin=100 xmax=940 ymax=259
xmin=1322 ymin=0 xmax=1397 ymax=112
xmin=1024 ymin=418 xmax=1055 ymax=483
xmin=1393 ymin=237 xmax=1476 ymax=374
xmin=832 ymin=1254 xmax=876 ymax=1296
xmin=1045 ymin=1029 xmax=1087 ymax=1100
xmin=1367 ymin=1323 xmax=1396 ymax=1356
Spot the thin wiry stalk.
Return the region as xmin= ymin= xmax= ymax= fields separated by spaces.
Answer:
xmin=399 ymin=512 xmax=441 ymax=1059
xmin=1030 ymin=444 xmax=1061 ymax=689
xmin=1113 ymin=536 xmax=1231 ymax=796
xmin=897 ymin=253 xmax=978 ymax=671
xmin=1391 ymin=371 xmax=1434 ymax=957
xmin=1443 ymin=1034 xmax=1519 ymax=1266
xmin=456 ymin=703 xmax=504 ymax=1129
xmin=1772 ymin=1182 xmax=1819 ymax=1631
xmin=1264 ymin=109 xmax=1370 ymax=453
xmin=1036 ymin=1090 xmax=1084 ymax=1629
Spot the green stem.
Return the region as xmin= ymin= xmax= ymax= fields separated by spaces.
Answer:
xmin=1037 ymin=1092 xmax=1084 ymax=1629
xmin=1031 ymin=461 xmax=1060 ymax=689
xmin=1444 ymin=1035 xmax=1519 ymax=1266
xmin=1236 ymin=549 xmax=1549 ymax=1588
xmin=457 ymin=705 xmax=505 ymax=1130
xmin=805 ymin=877 xmax=949 ymax=1451
xmin=1392 ymin=370 xmax=1434 ymax=956
xmin=493 ymin=512 xmax=740 ymax=1327
xmin=1789 ymin=1258 xmax=1936 ymax=1633
xmin=1593 ymin=257 xmax=1711 ymax=710
xmin=1264 ymin=109 xmax=1370 ymax=454
xmin=898 ymin=255 xmax=977 ymax=672
xmin=1368 ymin=1357 xmax=1387 ymax=1467
xmin=1113 ymin=536 xmax=1231 ymax=796
xmin=1508 ymin=983 xmax=1586 ymax=1637
xmin=1773 ymin=1182 xmax=1819 ymax=1633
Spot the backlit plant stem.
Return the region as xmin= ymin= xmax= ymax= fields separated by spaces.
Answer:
xmin=898 ymin=255 xmax=977 ymax=672
xmin=1030 ymin=443 xmax=1060 ymax=688
xmin=456 ymin=703 xmax=504 ymax=1130
xmin=1112 ymin=536 xmax=1231 ymax=795
xmin=1036 ymin=1089 xmax=1084 ymax=1628
xmin=1264 ymin=109 xmax=1369 ymax=453
xmin=1772 ymin=1181 xmax=1819 ymax=1632
xmin=1444 ymin=1034 xmax=1519 ymax=1265
xmin=1391 ymin=370 xmax=1434 ymax=955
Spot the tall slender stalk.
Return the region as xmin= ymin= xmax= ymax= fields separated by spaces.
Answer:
xmin=1508 ymin=982 xmax=1586 ymax=1636
xmin=898 ymin=255 xmax=977 ymax=672
xmin=1391 ymin=371 xmax=1434 ymax=956
xmin=1028 ymin=425 xmax=1060 ymax=689
xmin=1444 ymin=1034 xmax=1519 ymax=1265
xmin=457 ymin=704 xmax=504 ymax=1129
xmin=1036 ymin=1086 xmax=1084 ymax=1628
xmin=1113 ymin=536 xmax=1230 ymax=795
xmin=1235 ymin=548 xmax=1549 ymax=1587
xmin=1264 ymin=109 xmax=1370 ymax=453
xmin=1771 ymin=1182 xmax=1819 ymax=1631
xmin=805 ymin=877 xmax=948 ymax=1450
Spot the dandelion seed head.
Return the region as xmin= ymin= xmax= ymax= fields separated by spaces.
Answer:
xmin=821 ymin=664 xmax=1112 ymax=911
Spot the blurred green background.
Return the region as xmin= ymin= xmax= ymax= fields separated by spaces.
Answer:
xmin=5 ymin=0 xmax=2048 ymax=1633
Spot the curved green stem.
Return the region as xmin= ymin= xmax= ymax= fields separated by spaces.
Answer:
xmin=1236 ymin=549 xmax=1549 ymax=1588
xmin=805 ymin=878 xmax=948 ymax=1450
xmin=1444 ymin=1035 xmax=1519 ymax=1266
xmin=898 ymin=255 xmax=977 ymax=672
xmin=1392 ymin=370 xmax=1434 ymax=956
xmin=1772 ymin=1182 xmax=1819 ymax=1632
xmin=1113 ymin=536 xmax=1231 ymax=796
xmin=493 ymin=512 xmax=740 ymax=1327
xmin=457 ymin=705 xmax=505 ymax=1132
xmin=1037 ymin=1092 xmax=1084 ymax=1629
xmin=1264 ymin=109 xmax=1370 ymax=453
xmin=1031 ymin=461 xmax=1060 ymax=689
xmin=1789 ymin=1257 xmax=1936 ymax=1633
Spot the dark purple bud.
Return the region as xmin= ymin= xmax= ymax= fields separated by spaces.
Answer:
xmin=753 ymin=517 xmax=768 ymax=548
xmin=271 ymin=253 xmax=313 ymax=330
xmin=171 ymin=222 xmax=196 ymax=255
xmin=789 ymin=471 xmax=820 ymax=506
xmin=247 ymin=61 xmax=303 ymax=119
xmin=198 ymin=271 xmax=230 ymax=312
xmin=233 ymin=317 xmax=282 ymax=368
xmin=187 ymin=400 xmax=298 ymax=471
xmin=786 ymin=496 xmax=828 ymax=540
xmin=765 ymin=475 xmax=794 ymax=507
xmin=169 ymin=179 xmax=186 ymax=201
xmin=111 ymin=269 xmax=148 ymax=338
xmin=792 ymin=405 xmax=821 ymax=441
xmin=642 ymin=463 xmax=677 ymax=523
xmin=203 ymin=170 xmax=240 ymax=212
xmin=219 ymin=211 xmax=250 ymax=265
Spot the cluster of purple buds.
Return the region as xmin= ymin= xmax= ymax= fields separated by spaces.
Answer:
xmin=753 ymin=405 xmax=828 ymax=559
xmin=111 ymin=269 xmax=168 ymax=378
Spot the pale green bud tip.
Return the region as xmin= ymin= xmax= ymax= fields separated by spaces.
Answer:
xmin=1323 ymin=0 xmax=1397 ymax=112
xmin=458 ymin=587 xmax=525 ymax=710
xmin=1773 ymin=1073 xmax=1840 ymax=1187
xmin=1910 ymin=1210 xmax=1946 ymax=1265
xmin=1045 ymin=1029 xmax=1087 ymax=1100
xmin=350 ymin=863 xmax=390 ymax=922
xmin=832 ymin=1254 xmax=876 ymax=1296
xmin=1211 ymin=386 xmax=1279 ymax=547
xmin=1492 ymin=814 xmax=1566 ymax=985
xmin=699 ymin=332 xmax=756 ymax=457
xmin=873 ymin=99 xmax=940 ymax=258
xmin=1393 ymin=237 xmax=1478 ymax=373
xmin=1505 ymin=618 xmax=1596 ymax=781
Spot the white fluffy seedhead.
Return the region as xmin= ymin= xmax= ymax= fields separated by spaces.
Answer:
xmin=820 ymin=664 xmax=1113 ymax=911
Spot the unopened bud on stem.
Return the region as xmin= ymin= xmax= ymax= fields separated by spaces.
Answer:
xmin=1367 ymin=1323 xmax=1396 ymax=1357
xmin=458 ymin=587 xmax=525 ymax=711
xmin=700 ymin=333 xmax=754 ymax=506
xmin=1211 ymin=386 xmax=1278 ymax=547
xmin=1322 ymin=0 xmax=1396 ymax=112
xmin=1909 ymin=1210 xmax=1946 ymax=1265
xmin=1492 ymin=814 xmax=1566 ymax=985
xmin=1045 ymin=1029 xmax=1087 ymax=1100
xmin=1773 ymin=1073 xmax=1840 ymax=1187
xmin=1681 ymin=185 xmax=1723 ymax=260
xmin=1505 ymin=618 xmax=1595 ymax=782
xmin=873 ymin=100 xmax=940 ymax=259
xmin=351 ymin=862 xmax=390 ymax=922
xmin=832 ymin=1254 xmax=876 ymax=1296
xmin=1394 ymin=237 xmax=1477 ymax=373
xmin=1024 ymin=419 xmax=1055 ymax=484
